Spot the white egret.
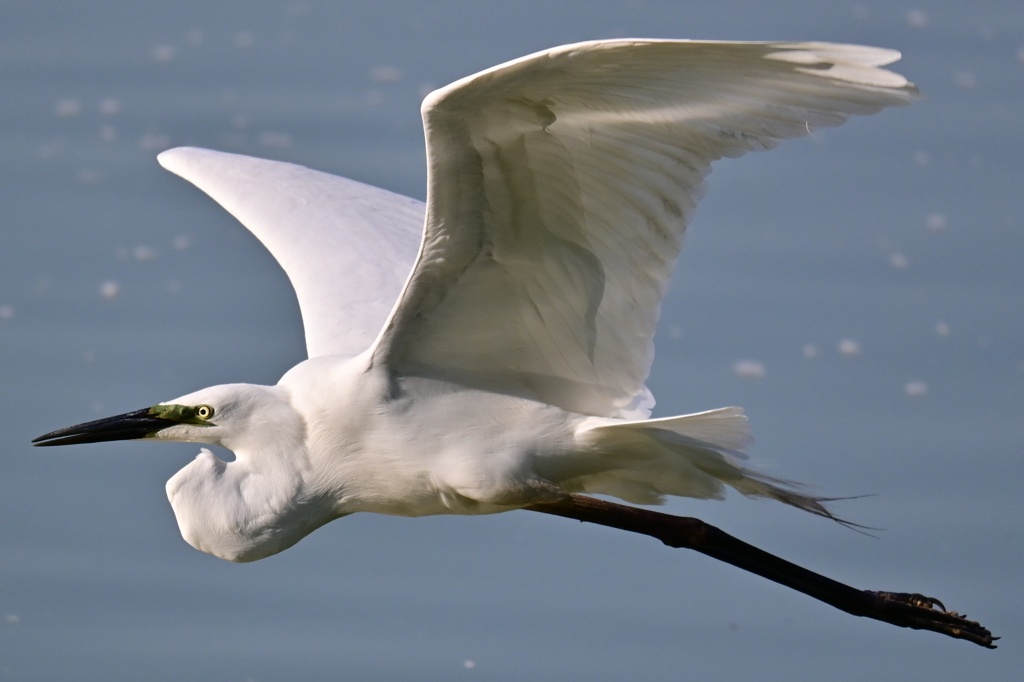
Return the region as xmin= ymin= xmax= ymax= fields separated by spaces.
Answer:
xmin=35 ymin=40 xmax=993 ymax=646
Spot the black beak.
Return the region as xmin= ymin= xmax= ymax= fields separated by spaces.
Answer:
xmin=32 ymin=408 xmax=175 ymax=447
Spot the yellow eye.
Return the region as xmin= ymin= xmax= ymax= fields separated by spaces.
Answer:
xmin=196 ymin=405 xmax=215 ymax=420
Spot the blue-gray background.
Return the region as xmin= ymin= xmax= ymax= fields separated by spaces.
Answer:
xmin=3 ymin=1 xmax=1021 ymax=679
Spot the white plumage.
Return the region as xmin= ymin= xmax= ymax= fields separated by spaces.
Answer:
xmin=36 ymin=40 xmax=917 ymax=562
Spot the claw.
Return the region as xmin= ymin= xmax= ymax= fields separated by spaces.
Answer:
xmin=874 ymin=591 xmax=946 ymax=612
xmin=918 ymin=594 xmax=945 ymax=612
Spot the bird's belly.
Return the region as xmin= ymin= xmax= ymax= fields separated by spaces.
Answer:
xmin=350 ymin=388 xmax=578 ymax=516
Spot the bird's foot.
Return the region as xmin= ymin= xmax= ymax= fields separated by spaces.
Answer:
xmin=866 ymin=590 xmax=998 ymax=649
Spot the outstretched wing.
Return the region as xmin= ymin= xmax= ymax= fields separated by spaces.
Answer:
xmin=158 ymin=147 xmax=424 ymax=359
xmin=371 ymin=40 xmax=916 ymax=418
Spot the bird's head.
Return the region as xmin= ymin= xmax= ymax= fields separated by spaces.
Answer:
xmin=33 ymin=383 xmax=326 ymax=562
xmin=32 ymin=383 xmax=295 ymax=452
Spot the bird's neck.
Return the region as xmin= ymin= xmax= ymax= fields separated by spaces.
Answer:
xmin=166 ymin=385 xmax=342 ymax=562
xmin=167 ymin=442 xmax=341 ymax=562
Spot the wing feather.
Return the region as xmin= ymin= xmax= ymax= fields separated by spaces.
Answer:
xmin=372 ymin=39 xmax=917 ymax=418
xmin=157 ymin=148 xmax=423 ymax=359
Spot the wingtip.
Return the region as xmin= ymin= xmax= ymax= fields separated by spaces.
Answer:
xmin=156 ymin=146 xmax=191 ymax=172
xmin=157 ymin=146 xmax=221 ymax=174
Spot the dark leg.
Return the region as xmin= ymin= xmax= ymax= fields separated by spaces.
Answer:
xmin=525 ymin=494 xmax=996 ymax=648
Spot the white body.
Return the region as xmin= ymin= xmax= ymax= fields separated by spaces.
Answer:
xmin=163 ymin=355 xmax=770 ymax=562
xmin=148 ymin=40 xmax=915 ymax=561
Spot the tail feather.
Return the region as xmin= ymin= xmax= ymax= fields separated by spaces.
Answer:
xmin=570 ymin=407 xmax=852 ymax=525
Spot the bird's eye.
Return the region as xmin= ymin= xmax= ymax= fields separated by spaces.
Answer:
xmin=196 ymin=405 xmax=215 ymax=420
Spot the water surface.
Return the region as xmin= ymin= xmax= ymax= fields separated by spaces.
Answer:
xmin=2 ymin=2 xmax=1021 ymax=679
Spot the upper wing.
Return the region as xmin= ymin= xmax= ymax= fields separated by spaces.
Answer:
xmin=372 ymin=39 xmax=917 ymax=419
xmin=158 ymin=147 xmax=424 ymax=359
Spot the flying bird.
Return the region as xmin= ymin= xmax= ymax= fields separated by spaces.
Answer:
xmin=34 ymin=40 xmax=994 ymax=646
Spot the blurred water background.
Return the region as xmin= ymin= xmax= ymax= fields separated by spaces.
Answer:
xmin=2 ymin=1 xmax=1022 ymax=679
